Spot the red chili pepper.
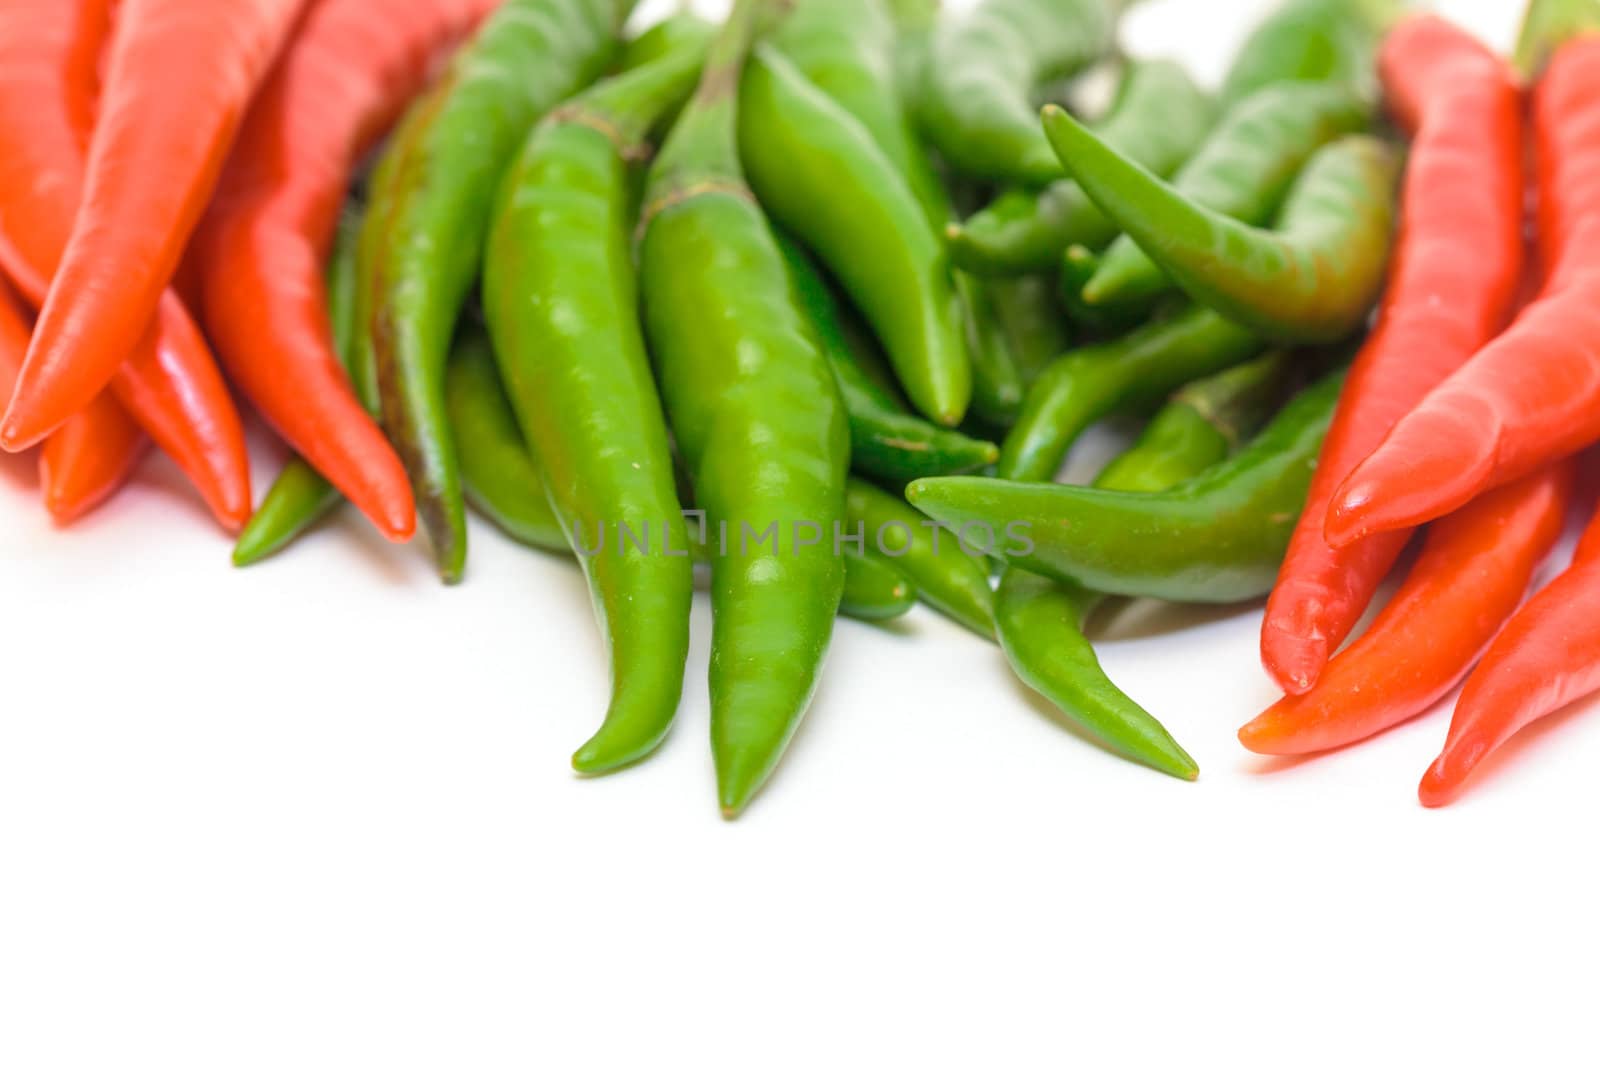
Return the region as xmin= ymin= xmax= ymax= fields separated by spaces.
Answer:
xmin=0 ymin=0 xmax=311 ymax=452
xmin=0 ymin=275 xmax=145 ymax=522
xmin=193 ymin=0 xmax=495 ymax=541
xmin=1326 ymin=34 xmax=1600 ymax=549
xmin=0 ymin=0 xmax=251 ymax=530
xmin=39 ymin=395 xmax=149 ymax=524
xmin=1261 ymin=15 xmax=1525 ymax=694
xmin=1419 ymin=498 xmax=1600 ymax=807
xmin=1241 ymin=462 xmax=1575 ymax=756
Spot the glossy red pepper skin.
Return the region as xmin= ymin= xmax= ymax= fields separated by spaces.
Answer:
xmin=0 ymin=0 xmax=310 ymax=452
xmin=1327 ymin=34 xmax=1600 ymax=548
xmin=0 ymin=0 xmax=251 ymax=530
xmin=1241 ymin=463 xmax=1575 ymax=756
xmin=1261 ymin=16 xmax=1526 ymax=694
xmin=0 ymin=276 xmax=145 ymax=523
xmin=1419 ymin=501 xmax=1600 ymax=807
xmin=196 ymin=0 xmax=498 ymax=542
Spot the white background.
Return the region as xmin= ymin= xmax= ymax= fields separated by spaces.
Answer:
xmin=2 ymin=1 xmax=1585 ymax=1064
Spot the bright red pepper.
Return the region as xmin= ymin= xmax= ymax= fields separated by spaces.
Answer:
xmin=1241 ymin=463 xmax=1575 ymax=756
xmin=194 ymin=0 xmax=497 ymax=541
xmin=0 ymin=276 xmax=145 ymax=522
xmin=0 ymin=0 xmax=251 ymax=530
xmin=1326 ymin=34 xmax=1600 ymax=549
xmin=0 ymin=0 xmax=311 ymax=452
xmin=39 ymin=396 xmax=149 ymax=524
xmin=1419 ymin=498 xmax=1600 ymax=807
xmin=1261 ymin=16 xmax=1525 ymax=694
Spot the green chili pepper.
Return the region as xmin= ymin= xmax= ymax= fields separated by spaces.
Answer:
xmin=1056 ymin=244 xmax=1143 ymax=335
xmin=740 ymin=45 xmax=971 ymax=426
xmin=994 ymin=366 xmax=1278 ymax=780
xmin=916 ymin=0 xmax=1119 ymax=184
xmin=780 ymin=236 xmax=997 ymax=482
xmin=1220 ymin=0 xmax=1389 ymax=108
xmin=232 ymin=207 xmax=365 ymax=567
xmin=988 ymin=275 xmax=1070 ymax=389
xmin=446 ymin=334 xmax=910 ymax=627
xmin=949 ymin=59 xmax=1215 ymax=276
xmin=1080 ymin=82 xmax=1371 ymax=319
xmin=912 ymin=368 xmax=1345 ymax=602
xmin=771 ymin=0 xmax=948 ymax=227
xmin=617 ymin=10 xmax=711 ymax=72
xmin=1095 ymin=352 xmax=1294 ymax=491
xmin=840 ymin=551 xmax=918 ymax=622
xmin=445 ymin=326 xmax=567 ymax=554
xmin=1049 ymin=114 xmax=1399 ymax=344
xmin=639 ymin=0 xmax=849 ymax=818
xmin=960 ymin=273 xmax=1026 ymax=426
xmin=990 ymin=355 xmax=1289 ymax=779
xmin=484 ymin=41 xmax=713 ymax=774
xmin=360 ymin=0 xmax=632 ymax=583
xmin=766 ymin=0 xmax=1034 ymax=434
xmin=999 ymin=304 xmax=1265 ymax=481
xmin=995 ymin=567 xmax=1200 ymax=778
xmin=845 ymin=478 xmax=995 ymax=638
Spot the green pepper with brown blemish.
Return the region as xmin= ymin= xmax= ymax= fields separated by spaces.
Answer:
xmin=912 ymin=368 xmax=1346 ymax=603
xmin=1046 ymin=107 xmax=1400 ymax=344
xmin=949 ymin=59 xmax=1216 ymax=276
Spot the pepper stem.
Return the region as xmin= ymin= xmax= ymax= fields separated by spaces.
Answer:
xmin=643 ymin=0 xmax=769 ymax=200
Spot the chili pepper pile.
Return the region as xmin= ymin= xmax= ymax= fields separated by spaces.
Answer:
xmin=7 ymin=0 xmax=1600 ymax=817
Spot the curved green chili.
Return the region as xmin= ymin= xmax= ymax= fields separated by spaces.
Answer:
xmin=1046 ymin=110 xmax=1399 ymax=343
xmin=639 ymin=0 xmax=849 ymax=818
xmin=232 ymin=207 xmax=365 ymax=568
xmin=445 ymin=326 xmax=567 ymax=554
xmin=991 ymin=354 xmax=1289 ymax=780
xmin=846 ymin=477 xmax=995 ymax=638
xmin=840 ymin=551 xmax=917 ymax=622
xmin=1080 ymin=82 xmax=1371 ymax=318
xmin=949 ymin=59 xmax=1215 ymax=276
xmin=780 ymin=236 xmax=996 ymax=482
xmin=916 ymin=0 xmax=1120 ymax=183
xmin=740 ymin=45 xmax=971 ymax=426
xmin=484 ymin=40 xmax=710 ymax=774
xmin=913 ymin=369 xmax=1346 ymax=602
xmin=361 ymin=0 xmax=632 ymax=583
xmin=999 ymin=304 xmax=1265 ymax=481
